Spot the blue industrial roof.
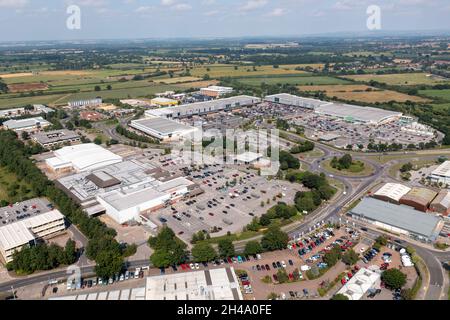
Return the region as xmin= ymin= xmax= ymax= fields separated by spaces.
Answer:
xmin=351 ymin=198 xmax=442 ymax=239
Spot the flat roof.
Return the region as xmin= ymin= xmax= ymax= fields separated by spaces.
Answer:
xmin=0 ymin=209 xmax=64 ymax=251
xmin=315 ymin=103 xmax=402 ymax=124
xmin=351 ymin=198 xmax=442 ymax=239
xmin=52 ymin=143 xmax=123 ymax=172
xmin=99 ymin=177 xmax=194 ymax=211
xmin=145 ymin=95 xmax=261 ymax=118
xmin=145 ymin=267 xmax=242 ymax=300
xmin=32 ymin=129 xmax=80 ymax=144
xmin=131 ymin=117 xmax=195 ymax=136
xmin=265 ymin=93 xmax=330 ymax=109
xmin=3 ymin=117 xmax=51 ymax=129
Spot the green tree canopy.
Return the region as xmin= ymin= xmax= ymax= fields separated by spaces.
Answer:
xmin=192 ymin=242 xmax=217 ymax=262
xmin=261 ymin=226 xmax=289 ymax=251
xmin=381 ymin=268 xmax=407 ymax=290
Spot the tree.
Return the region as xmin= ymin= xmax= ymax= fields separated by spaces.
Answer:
xmin=64 ymin=239 xmax=77 ymax=265
xmin=323 ymin=245 xmax=342 ymax=267
xmin=331 ymin=293 xmax=349 ymax=300
xmin=192 ymin=242 xmax=217 ymax=262
xmin=94 ymin=250 xmax=124 ymax=279
xmin=106 ymin=85 xmax=112 ymax=90
xmin=261 ymin=226 xmax=289 ymax=251
xmin=276 ymin=269 xmax=289 ymax=283
xmin=400 ymin=288 xmax=414 ymax=300
xmin=94 ymin=136 xmax=102 ymax=145
xmin=94 ymin=85 xmax=101 ymax=91
xmin=148 ymin=226 xmax=188 ymax=267
xmin=244 ymin=241 xmax=262 ymax=255
xmin=21 ymin=131 xmax=29 ymax=140
xmin=218 ymin=239 xmax=235 ymax=258
xmin=342 ymin=249 xmax=359 ymax=265
xmin=381 ymin=268 xmax=407 ymax=290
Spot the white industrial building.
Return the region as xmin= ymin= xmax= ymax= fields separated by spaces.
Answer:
xmin=336 ymin=268 xmax=381 ymax=300
xmin=130 ymin=117 xmax=198 ymax=141
xmin=3 ymin=117 xmax=51 ymax=132
xmin=46 ymin=143 xmax=123 ymax=173
xmin=68 ymin=98 xmax=102 ymax=108
xmin=265 ymin=93 xmax=403 ymax=125
xmin=265 ymin=93 xmax=330 ymax=109
xmin=145 ymin=95 xmax=261 ymax=119
xmin=0 ymin=105 xmax=53 ymax=119
xmin=314 ymin=103 xmax=403 ymax=125
xmin=373 ymin=183 xmax=412 ymax=204
xmin=145 ymin=267 xmax=242 ymax=300
xmin=97 ymin=177 xmax=195 ymax=224
xmin=0 ymin=199 xmax=66 ymax=263
xmin=32 ymin=129 xmax=81 ymax=148
xmin=429 ymin=161 xmax=450 ymax=185
xmin=234 ymin=152 xmax=263 ymax=164
xmin=50 ymin=267 xmax=242 ymax=301
xmin=200 ymin=86 xmax=234 ymax=98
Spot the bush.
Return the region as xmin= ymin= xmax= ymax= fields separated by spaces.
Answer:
xmin=381 ymin=268 xmax=407 ymax=290
xmin=244 ymin=241 xmax=263 ymax=255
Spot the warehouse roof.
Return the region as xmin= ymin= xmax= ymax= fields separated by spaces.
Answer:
xmin=130 ymin=117 xmax=196 ymax=137
xmin=315 ymin=103 xmax=402 ymax=124
xmin=431 ymin=161 xmax=450 ymax=178
xmin=145 ymin=267 xmax=242 ymax=300
xmin=3 ymin=117 xmax=51 ymax=130
xmin=431 ymin=190 xmax=450 ymax=209
xmin=351 ymin=198 xmax=442 ymax=239
xmin=145 ymin=95 xmax=261 ymax=118
xmin=265 ymin=93 xmax=330 ymax=109
xmin=51 ymin=144 xmax=123 ymax=172
xmin=401 ymin=187 xmax=438 ymax=206
xmin=32 ymin=129 xmax=80 ymax=145
xmin=374 ymin=183 xmax=411 ymax=202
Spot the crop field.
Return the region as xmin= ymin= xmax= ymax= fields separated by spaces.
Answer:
xmin=419 ymin=89 xmax=450 ymax=101
xmin=342 ymin=72 xmax=449 ymax=86
xmin=298 ymin=84 xmax=429 ymax=103
xmin=154 ymin=76 xmax=202 ymax=84
xmin=190 ymin=64 xmax=307 ymax=78
xmin=236 ymin=75 xmax=350 ymax=86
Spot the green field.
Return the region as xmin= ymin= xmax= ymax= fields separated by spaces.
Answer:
xmin=419 ymin=89 xmax=450 ymax=101
xmin=0 ymin=166 xmax=35 ymax=203
xmin=343 ymin=73 xmax=449 ymax=86
xmin=322 ymin=159 xmax=375 ymax=177
xmin=236 ymin=75 xmax=350 ymax=86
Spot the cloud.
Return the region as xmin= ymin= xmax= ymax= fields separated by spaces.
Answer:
xmin=172 ymin=3 xmax=192 ymax=11
xmin=0 ymin=0 xmax=28 ymax=8
xmin=240 ymin=0 xmax=268 ymax=11
xmin=161 ymin=0 xmax=176 ymax=6
xmin=265 ymin=8 xmax=286 ymax=17
xmin=135 ymin=6 xmax=155 ymax=14
xmin=204 ymin=10 xmax=219 ymax=16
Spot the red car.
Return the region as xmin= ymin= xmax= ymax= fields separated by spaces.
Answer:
xmin=341 ymin=278 xmax=347 ymax=285
xmin=347 ymin=273 xmax=353 ymax=279
xmin=380 ymin=263 xmax=389 ymax=270
xmin=242 ymin=280 xmax=251 ymax=286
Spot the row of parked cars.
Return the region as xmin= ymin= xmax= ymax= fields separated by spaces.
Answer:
xmin=362 ymin=247 xmax=380 ymax=264
xmin=252 ymin=259 xmax=294 ymax=272
xmin=291 ymin=228 xmax=336 ymax=257
xmin=67 ymin=267 xmax=149 ymax=291
xmin=238 ymin=272 xmax=253 ymax=295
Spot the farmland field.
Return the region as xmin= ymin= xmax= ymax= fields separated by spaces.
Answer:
xmin=342 ymin=73 xmax=449 ymax=86
xmin=190 ymin=64 xmax=307 ymax=78
xmin=298 ymin=84 xmax=429 ymax=103
xmin=236 ymin=75 xmax=351 ymax=86
xmin=419 ymin=89 xmax=450 ymax=101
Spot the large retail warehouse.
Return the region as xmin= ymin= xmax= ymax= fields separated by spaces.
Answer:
xmin=350 ymin=198 xmax=443 ymax=242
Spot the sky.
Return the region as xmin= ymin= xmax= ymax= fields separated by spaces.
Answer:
xmin=0 ymin=0 xmax=449 ymax=41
